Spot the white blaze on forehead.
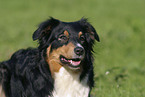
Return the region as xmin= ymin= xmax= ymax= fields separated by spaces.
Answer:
xmin=76 ymin=43 xmax=83 ymax=48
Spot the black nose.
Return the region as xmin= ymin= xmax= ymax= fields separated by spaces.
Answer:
xmin=74 ymin=47 xmax=84 ymax=56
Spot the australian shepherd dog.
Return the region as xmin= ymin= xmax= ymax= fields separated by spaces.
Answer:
xmin=0 ymin=17 xmax=100 ymax=97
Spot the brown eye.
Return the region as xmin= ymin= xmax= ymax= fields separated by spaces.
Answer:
xmin=80 ymin=35 xmax=85 ymax=43
xmin=58 ymin=34 xmax=68 ymax=43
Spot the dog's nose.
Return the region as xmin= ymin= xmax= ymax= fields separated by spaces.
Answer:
xmin=74 ymin=47 xmax=84 ymax=56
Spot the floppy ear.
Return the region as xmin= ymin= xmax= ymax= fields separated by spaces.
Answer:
xmin=80 ymin=18 xmax=100 ymax=42
xmin=86 ymin=23 xmax=100 ymax=42
xmin=33 ymin=17 xmax=60 ymax=41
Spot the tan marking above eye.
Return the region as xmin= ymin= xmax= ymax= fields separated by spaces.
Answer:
xmin=64 ymin=30 xmax=69 ymax=38
xmin=78 ymin=31 xmax=83 ymax=38
xmin=58 ymin=30 xmax=69 ymax=43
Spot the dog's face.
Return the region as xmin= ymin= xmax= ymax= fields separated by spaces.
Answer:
xmin=33 ymin=18 xmax=99 ymax=74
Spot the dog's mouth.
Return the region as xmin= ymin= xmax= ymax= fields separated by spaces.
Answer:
xmin=60 ymin=55 xmax=81 ymax=69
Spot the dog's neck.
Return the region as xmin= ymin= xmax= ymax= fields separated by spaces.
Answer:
xmin=51 ymin=67 xmax=90 ymax=97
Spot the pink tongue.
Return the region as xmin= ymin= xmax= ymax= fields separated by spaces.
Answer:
xmin=68 ymin=60 xmax=81 ymax=66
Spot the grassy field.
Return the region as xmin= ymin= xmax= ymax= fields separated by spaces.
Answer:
xmin=0 ymin=0 xmax=145 ymax=97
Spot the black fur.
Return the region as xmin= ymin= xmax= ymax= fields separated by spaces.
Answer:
xmin=0 ymin=17 xmax=99 ymax=97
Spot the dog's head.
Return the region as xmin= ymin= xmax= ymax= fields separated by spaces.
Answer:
xmin=33 ymin=17 xmax=99 ymax=75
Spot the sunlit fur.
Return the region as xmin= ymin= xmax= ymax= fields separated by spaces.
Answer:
xmin=0 ymin=17 xmax=99 ymax=97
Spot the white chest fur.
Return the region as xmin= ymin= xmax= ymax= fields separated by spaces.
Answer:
xmin=52 ymin=67 xmax=90 ymax=97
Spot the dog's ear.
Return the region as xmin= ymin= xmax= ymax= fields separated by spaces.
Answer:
xmin=33 ymin=17 xmax=60 ymax=41
xmin=80 ymin=18 xmax=100 ymax=42
xmin=87 ymin=23 xmax=100 ymax=42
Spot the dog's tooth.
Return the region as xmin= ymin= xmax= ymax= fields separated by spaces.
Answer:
xmin=70 ymin=60 xmax=72 ymax=64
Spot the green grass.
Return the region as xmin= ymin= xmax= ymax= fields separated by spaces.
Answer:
xmin=0 ymin=0 xmax=145 ymax=96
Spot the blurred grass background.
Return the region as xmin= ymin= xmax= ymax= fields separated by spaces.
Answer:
xmin=0 ymin=0 xmax=145 ymax=97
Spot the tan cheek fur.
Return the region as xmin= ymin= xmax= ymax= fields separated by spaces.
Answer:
xmin=46 ymin=45 xmax=62 ymax=76
xmin=46 ymin=43 xmax=75 ymax=76
xmin=0 ymin=85 xmax=6 ymax=97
